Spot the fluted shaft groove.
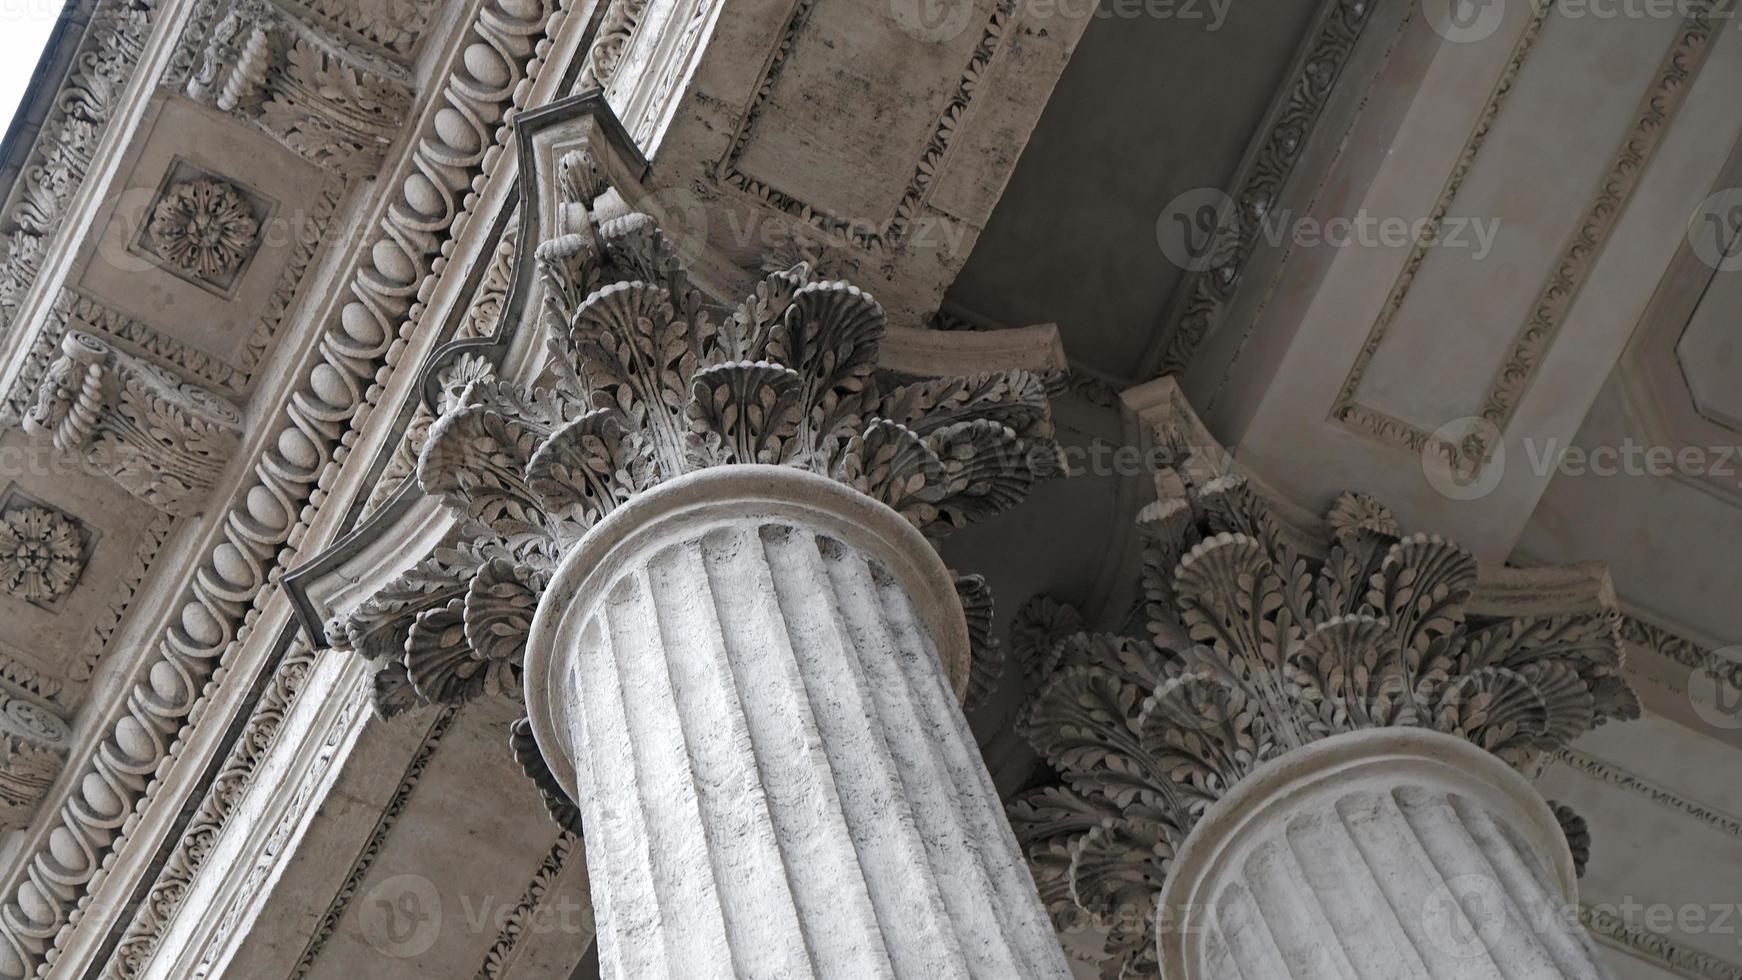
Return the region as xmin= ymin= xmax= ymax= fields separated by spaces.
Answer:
xmin=1189 ymin=784 xmax=1610 ymax=980
xmin=555 ymin=520 xmax=1070 ymax=980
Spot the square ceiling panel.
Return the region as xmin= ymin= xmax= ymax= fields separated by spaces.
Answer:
xmin=76 ymin=96 xmax=341 ymax=389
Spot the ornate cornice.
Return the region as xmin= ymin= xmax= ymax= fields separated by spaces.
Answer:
xmin=1330 ymin=3 xmax=1724 ymax=473
xmin=280 ymin=705 xmax=457 ymax=979
xmin=1583 ymin=904 xmax=1742 ymax=980
xmin=0 ymin=0 xmax=574 ymax=973
xmin=1557 ymin=748 xmax=1742 ymax=841
xmin=185 ymin=673 xmax=369 ymax=978
xmin=0 ymin=0 xmax=155 ymax=340
xmin=473 ymin=829 xmax=580 ymax=979
xmin=99 ymin=643 xmax=318 ymax=980
xmin=1152 ymin=0 xmax=1375 ymax=376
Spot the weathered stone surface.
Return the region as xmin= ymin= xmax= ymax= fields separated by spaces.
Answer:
xmin=527 ymin=466 xmax=1069 ymax=978
xmin=1159 ymin=728 xmax=1611 ymax=980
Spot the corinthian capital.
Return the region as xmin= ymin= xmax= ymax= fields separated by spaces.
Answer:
xmin=1009 ymin=384 xmax=1639 ymax=978
xmin=24 ymin=331 xmax=244 ymax=517
xmin=332 ymin=140 xmax=1058 ymax=717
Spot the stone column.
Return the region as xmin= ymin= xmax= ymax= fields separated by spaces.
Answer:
xmin=525 ymin=467 xmax=1068 ymax=979
xmin=1008 ymin=406 xmax=1639 ymax=979
xmin=329 ymin=134 xmax=1072 ymax=979
xmin=1159 ymin=729 xmax=1608 ymax=980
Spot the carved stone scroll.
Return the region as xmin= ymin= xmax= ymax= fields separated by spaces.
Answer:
xmin=24 ymin=331 xmax=244 ymax=517
xmin=185 ymin=0 xmax=416 ymax=179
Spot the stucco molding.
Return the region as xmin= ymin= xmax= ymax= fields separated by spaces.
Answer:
xmin=1151 ymin=0 xmax=1377 ymax=376
xmin=0 ymin=0 xmax=574 ymax=973
xmin=1329 ymin=5 xmax=1722 ymax=476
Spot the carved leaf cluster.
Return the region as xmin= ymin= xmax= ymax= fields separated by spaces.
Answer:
xmin=1009 ymin=482 xmax=1638 ymax=977
xmin=332 ymin=150 xmax=1055 ymax=725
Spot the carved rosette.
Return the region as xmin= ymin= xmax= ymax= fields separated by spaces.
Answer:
xmin=1009 ymin=477 xmax=1639 ymax=977
xmin=0 ymin=506 xmax=84 ymax=603
xmin=24 ymin=331 xmax=245 ymax=517
xmin=144 ymin=177 xmax=261 ymax=281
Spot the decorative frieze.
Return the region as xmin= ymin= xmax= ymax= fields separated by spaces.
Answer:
xmin=0 ymin=0 xmax=155 ymax=334
xmin=1009 ymin=470 xmax=1637 ymax=975
xmin=24 ymin=330 xmax=244 ymax=517
xmin=100 ymin=643 xmax=319 ymax=980
xmin=1152 ymin=0 xmax=1375 ymax=376
xmin=184 ymin=0 xmax=417 ymax=179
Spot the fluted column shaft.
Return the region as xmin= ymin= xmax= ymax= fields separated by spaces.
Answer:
xmin=525 ymin=467 xmax=1070 ymax=980
xmin=1159 ymin=729 xmax=1611 ymax=980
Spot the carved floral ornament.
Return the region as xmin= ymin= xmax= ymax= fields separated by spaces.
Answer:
xmin=0 ymin=506 xmax=84 ymax=604
xmin=144 ymin=177 xmax=261 ymax=281
xmin=329 ymin=147 xmax=1057 ymax=823
xmin=24 ymin=331 xmax=245 ymax=517
xmin=1008 ymin=479 xmax=1639 ymax=976
xmin=184 ymin=0 xmax=417 ymax=178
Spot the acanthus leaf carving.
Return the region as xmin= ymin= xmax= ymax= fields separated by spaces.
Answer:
xmin=329 ymin=144 xmax=1060 ymax=831
xmin=186 ymin=0 xmax=415 ymax=179
xmin=1010 ymin=479 xmax=1638 ymax=978
xmin=24 ymin=331 xmax=244 ymax=517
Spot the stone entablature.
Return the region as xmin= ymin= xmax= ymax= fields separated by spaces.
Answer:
xmin=0 ymin=0 xmax=573 ymax=974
